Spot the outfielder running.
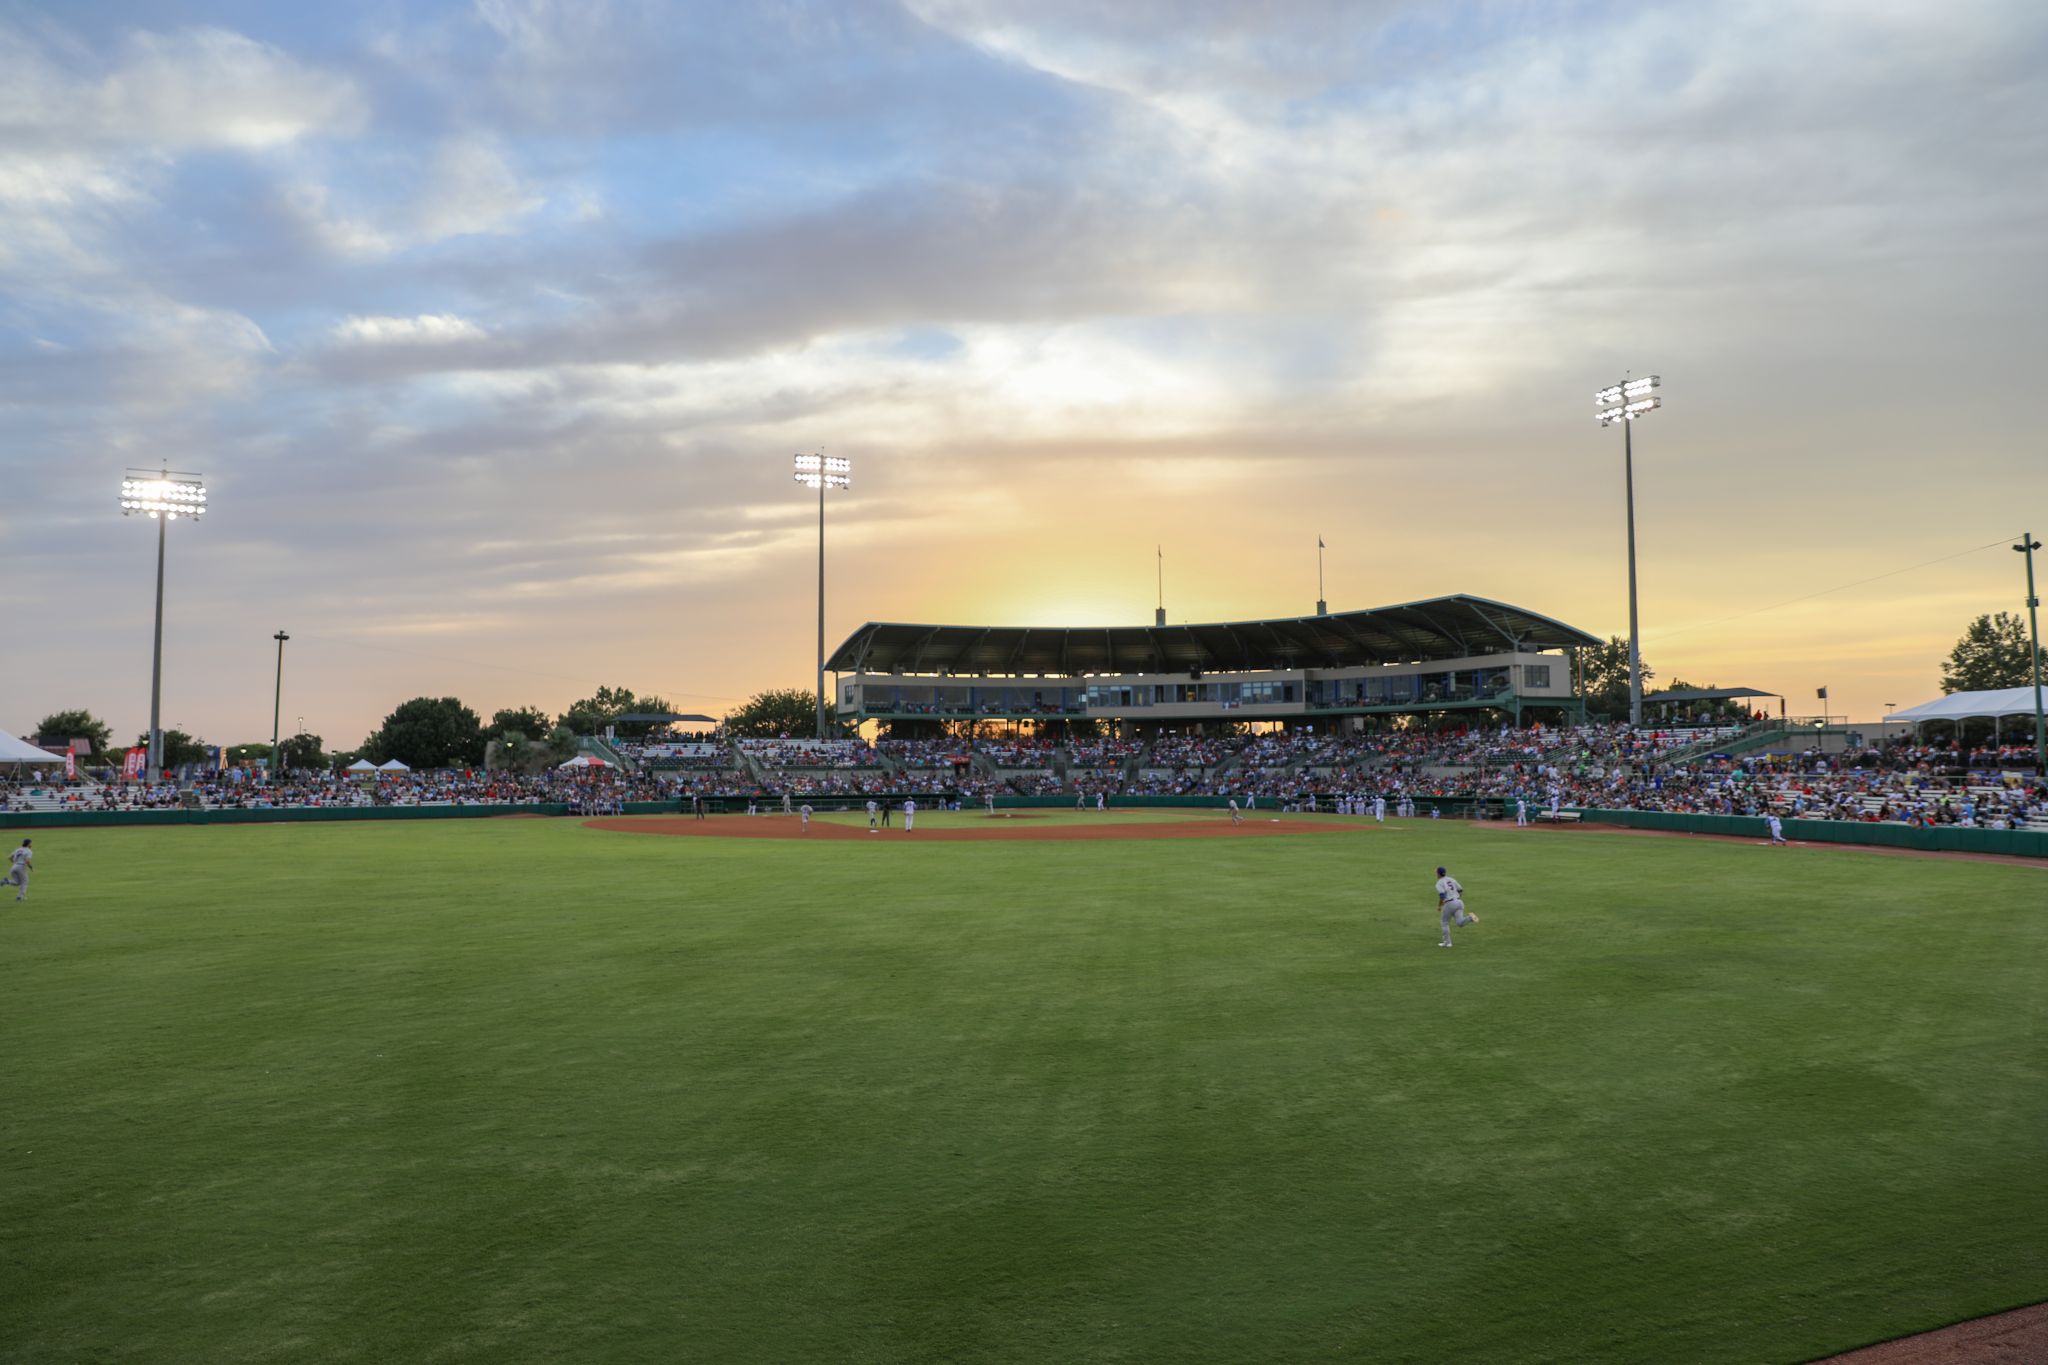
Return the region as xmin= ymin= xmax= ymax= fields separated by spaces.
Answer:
xmin=3 ymin=839 xmax=29 ymax=901
xmin=1435 ymin=865 xmax=1478 ymax=947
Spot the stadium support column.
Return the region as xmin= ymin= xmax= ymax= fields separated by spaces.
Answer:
xmin=2019 ymin=532 xmax=2045 ymax=775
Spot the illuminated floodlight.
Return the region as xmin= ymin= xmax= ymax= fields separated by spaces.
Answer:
xmin=120 ymin=466 xmax=208 ymax=784
xmin=120 ymin=471 xmax=209 ymax=520
xmin=1595 ymin=376 xmax=1660 ymax=427
xmin=1591 ymin=374 xmax=1663 ymax=731
xmin=793 ymin=452 xmax=852 ymax=489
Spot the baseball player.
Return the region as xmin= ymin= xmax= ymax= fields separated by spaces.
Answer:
xmin=985 ymin=793 xmax=995 ymax=815
xmin=782 ymin=793 xmax=793 ymax=815
xmin=866 ymin=799 xmax=879 ymax=831
xmin=1095 ymin=792 xmax=1106 ymax=812
xmin=903 ymin=797 xmax=916 ymax=832
xmin=1228 ymin=797 xmax=1243 ymax=825
xmin=1767 ymin=813 xmax=1787 ymax=846
xmin=1246 ymin=793 xmax=1257 ymax=812
xmin=799 ymin=803 xmax=813 ymax=833
xmin=1516 ymin=796 xmax=1528 ymax=827
xmin=1373 ymin=794 xmax=1386 ymax=823
xmin=1435 ymin=865 xmax=1477 ymax=947
xmin=692 ymin=793 xmax=706 ymax=821
xmin=3 ymin=838 xmax=30 ymax=901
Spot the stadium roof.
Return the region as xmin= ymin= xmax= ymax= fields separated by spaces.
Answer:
xmin=1649 ymin=687 xmax=1780 ymax=704
xmin=826 ymin=595 xmax=1601 ymax=676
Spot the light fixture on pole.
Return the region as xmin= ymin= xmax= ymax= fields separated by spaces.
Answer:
xmin=2016 ymin=532 xmax=2045 ymax=776
xmin=119 ymin=468 xmax=207 ymax=782
xmin=271 ymin=631 xmax=291 ymax=777
xmin=794 ymin=454 xmax=851 ymax=740
xmin=1594 ymin=375 xmax=1660 ymax=729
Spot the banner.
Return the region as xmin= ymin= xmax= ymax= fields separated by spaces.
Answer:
xmin=65 ymin=751 xmax=77 ymax=779
xmin=122 ymin=747 xmax=146 ymax=780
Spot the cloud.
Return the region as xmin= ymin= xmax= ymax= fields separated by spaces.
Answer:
xmin=0 ymin=23 xmax=363 ymax=151
xmin=332 ymin=313 xmax=487 ymax=346
xmin=5 ymin=1 xmax=2046 ymax=747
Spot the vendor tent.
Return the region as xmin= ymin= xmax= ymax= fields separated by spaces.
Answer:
xmin=344 ymin=759 xmax=377 ymax=773
xmin=0 ymin=729 xmax=56 ymax=764
xmin=376 ymin=759 xmax=411 ymax=772
xmin=1888 ymin=688 xmax=2047 ymax=723
xmin=557 ymin=755 xmax=611 ymax=769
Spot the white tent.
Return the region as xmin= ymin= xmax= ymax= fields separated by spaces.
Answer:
xmin=377 ymin=758 xmax=411 ymax=772
xmin=557 ymin=754 xmax=611 ymax=769
xmin=344 ymin=759 xmax=377 ymax=773
xmin=0 ymin=729 xmax=55 ymax=765
xmin=1889 ymin=687 xmax=2047 ymax=723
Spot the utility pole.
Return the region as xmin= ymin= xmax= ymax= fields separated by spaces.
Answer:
xmin=1594 ymin=377 xmax=1661 ymax=729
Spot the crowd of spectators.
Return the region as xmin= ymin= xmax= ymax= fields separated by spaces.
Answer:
xmin=9 ymin=724 xmax=2044 ymax=829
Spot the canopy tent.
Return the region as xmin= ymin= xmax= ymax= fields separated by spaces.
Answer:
xmin=376 ymin=759 xmax=411 ymax=772
xmin=1888 ymin=688 xmax=2048 ymax=723
xmin=0 ymin=729 xmax=57 ymax=765
xmin=344 ymin=759 xmax=377 ymax=773
xmin=557 ymin=754 xmax=612 ymax=769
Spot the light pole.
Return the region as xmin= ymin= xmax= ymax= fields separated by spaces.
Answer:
xmin=794 ymin=454 xmax=851 ymax=739
xmin=1595 ymin=376 xmax=1661 ymax=729
xmin=2017 ymin=533 xmax=2045 ymax=775
xmin=119 ymin=469 xmax=207 ymax=782
xmin=271 ymin=631 xmax=290 ymax=777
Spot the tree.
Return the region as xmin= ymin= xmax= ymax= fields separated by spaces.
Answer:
xmin=222 ymin=743 xmax=273 ymax=765
xmin=134 ymin=730 xmax=209 ymax=768
xmin=557 ymin=686 xmax=675 ymax=739
xmin=1940 ymin=612 xmax=2047 ymax=693
xmin=486 ymin=706 xmax=554 ymax=743
xmin=278 ymin=733 xmax=325 ymax=771
xmin=492 ymin=725 xmax=581 ymax=774
xmin=1579 ymin=636 xmax=1655 ymax=720
xmin=362 ymin=697 xmax=485 ymax=770
xmin=34 ymin=709 xmax=112 ymax=756
xmin=723 ymin=687 xmax=840 ymax=738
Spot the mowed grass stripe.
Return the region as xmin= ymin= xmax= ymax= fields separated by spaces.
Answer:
xmin=2 ymin=820 xmax=2042 ymax=1364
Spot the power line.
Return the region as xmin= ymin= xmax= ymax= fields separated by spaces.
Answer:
xmin=1643 ymin=535 xmax=2019 ymax=644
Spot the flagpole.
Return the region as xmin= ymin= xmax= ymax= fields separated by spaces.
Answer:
xmin=1316 ymin=536 xmax=1328 ymax=617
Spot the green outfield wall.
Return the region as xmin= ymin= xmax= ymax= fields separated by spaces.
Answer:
xmin=1573 ymin=808 xmax=2048 ymax=859
xmin=5 ymin=796 xmax=2041 ymax=857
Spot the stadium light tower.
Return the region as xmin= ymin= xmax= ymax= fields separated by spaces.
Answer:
xmin=1594 ymin=375 xmax=1660 ymax=729
xmin=794 ymin=454 xmax=851 ymax=739
xmin=119 ymin=468 xmax=207 ymax=782
xmin=271 ymin=631 xmax=291 ymax=778
xmin=2017 ymin=532 xmax=2045 ymax=775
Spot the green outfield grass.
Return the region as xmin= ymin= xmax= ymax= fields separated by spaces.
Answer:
xmin=2 ymin=818 xmax=2043 ymax=1364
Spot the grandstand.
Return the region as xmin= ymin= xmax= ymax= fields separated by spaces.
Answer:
xmin=827 ymin=595 xmax=1598 ymax=730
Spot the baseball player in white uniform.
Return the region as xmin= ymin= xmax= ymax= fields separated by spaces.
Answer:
xmin=782 ymin=793 xmax=793 ymax=815
xmin=1228 ymin=797 xmax=1243 ymax=825
xmin=866 ymin=799 xmax=879 ymax=830
xmin=1435 ymin=865 xmax=1478 ymax=947
xmin=799 ymin=803 xmax=813 ymax=832
xmin=1373 ymin=795 xmax=1386 ymax=823
xmin=4 ymin=839 xmax=30 ymax=900
xmin=903 ymin=798 xmax=916 ymax=831
xmin=1767 ymin=813 xmax=1786 ymax=845
xmin=1516 ymin=797 xmax=1528 ymax=827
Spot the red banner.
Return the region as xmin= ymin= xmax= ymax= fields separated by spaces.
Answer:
xmin=64 ymin=751 xmax=76 ymax=779
xmin=122 ymin=747 xmax=146 ymax=780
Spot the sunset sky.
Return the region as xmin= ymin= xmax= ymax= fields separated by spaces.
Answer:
xmin=5 ymin=1 xmax=2045 ymax=747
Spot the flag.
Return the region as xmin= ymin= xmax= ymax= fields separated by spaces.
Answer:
xmin=1816 ymin=686 xmax=1828 ymax=700
xmin=1318 ymin=536 xmax=1325 ymax=549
